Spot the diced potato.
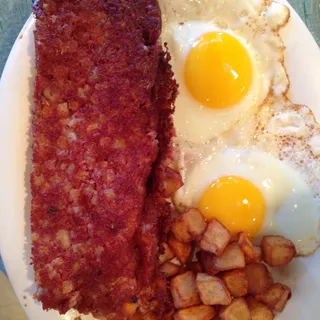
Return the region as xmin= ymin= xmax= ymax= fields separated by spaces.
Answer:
xmin=202 ymin=242 xmax=246 ymax=273
xmin=261 ymin=236 xmax=296 ymax=267
xmin=255 ymin=283 xmax=291 ymax=312
xmin=122 ymin=302 xmax=138 ymax=317
xmin=199 ymin=219 xmax=232 ymax=256
xmin=230 ymin=233 xmax=240 ymax=242
xmin=171 ymin=257 xmax=182 ymax=266
xmin=168 ymin=234 xmax=192 ymax=265
xmin=187 ymin=261 xmax=204 ymax=273
xmin=159 ymin=243 xmax=175 ymax=265
xmin=245 ymin=263 xmax=273 ymax=295
xmin=246 ymin=296 xmax=274 ymax=320
xmin=214 ymin=242 xmax=246 ymax=271
xmin=160 ymin=167 xmax=184 ymax=197
xmin=238 ymin=233 xmax=255 ymax=259
xmin=197 ymin=251 xmax=218 ymax=276
xmin=160 ymin=261 xmax=181 ymax=277
xmin=174 ymin=305 xmax=216 ymax=320
xmin=196 ymin=273 xmax=232 ymax=306
xmin=220 ymin=269 xmax=248 ymax=298
xmin=170 ymin=271 xmax=201 ymax=309
xmin=220 ymin=298 xmax=251 ymax=320
xmin=245 ymin=246 xmax=262 ymax=264
xmin=171 ymin=208 xmax=207 ymax=243
xmin=252 ymin=246 xmax=262 ymax=262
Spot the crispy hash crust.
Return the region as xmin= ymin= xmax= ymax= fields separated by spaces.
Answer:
xmin=31 ymin=0 xmax=178 ymax=317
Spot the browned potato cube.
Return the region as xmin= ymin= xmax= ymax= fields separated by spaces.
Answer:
xmin=160 ymin=261 xmax=181 ymax=277
xmin=197 ymin=251 xmax=218 ymax=276
xmin=174 ymin=305 xmax=216 ymax=320
xmin=198 ymin=243 xmax=246 ymax=275
xmin=160 ymin=167 xmax=184 ymax=197
xmin=170 ymin=271 xmax=201 ymax=309
xmin=245 ymin=246 xmax=262 ymax=264
xmin=168 ymin=234 xmax=192 ymax=265
xmin=187 ymin=261 xmax=204 ymax=273
xmin=198 ymin=243 xmax=245 ymax=275
xmin=246 ymin=296 xmax=274 ymax=320
xmin=253 ymin=246 xmax=262 ymax=261
xmin=238 ymin=233 xmax=255 ymax=259
xmin=171 ymin=208 xmax=207 ymax=243
xmin=230 ymin=233 xmax=240 ymax=242
xmin=220 ymin=269 xmax=248 ymax=298
xmin=196 ymin=273 xmax=232 ymax=306
xmin=159 ymin=243 xmax=175 ymax=265
xmin=220 ymin=298 xmax=251 ymax=320
xmin=212 ymin=242 xmax=246 ymax=272
xmin=199 ymin=219 xmax=232 ymax=256
xmin=255 ymin=283 xmax=291 ymax=312
xmin=261 ymin=236 xmax=296 ymax=267
xmin=245 ymin=263 xmax=273 ymax=295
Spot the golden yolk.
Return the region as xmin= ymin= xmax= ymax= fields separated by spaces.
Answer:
xmin=184 ymin=32 xmax=253 ymax=109
xmin=198 ymin=176 xmax=265 ymax=237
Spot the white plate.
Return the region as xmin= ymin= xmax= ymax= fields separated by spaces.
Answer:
xmin=0 ymin=1 xmax=319 ymax=319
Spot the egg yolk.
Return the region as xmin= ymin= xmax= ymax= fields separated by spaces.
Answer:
xmin=184 ymin=32 xmax=253 ymax=109
xmin=198 ymin=176 xmax=265 ymax=237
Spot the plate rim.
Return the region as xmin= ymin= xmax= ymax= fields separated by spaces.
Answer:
xmin=0 ymin=2 xmax=320 ymax=319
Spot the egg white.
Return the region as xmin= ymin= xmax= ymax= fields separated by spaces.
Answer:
xmin=174 ymin=148 xmax=320 ymax=256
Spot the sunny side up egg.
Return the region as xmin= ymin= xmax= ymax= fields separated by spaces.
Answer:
xmin=174 ymin=148 xmax=320 ymax=256
xmin=160 ymin=0 xmax=289 ymax=144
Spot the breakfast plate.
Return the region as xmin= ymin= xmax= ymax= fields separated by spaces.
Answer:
xmin=0 ymin=0 xmax=319 ymax=319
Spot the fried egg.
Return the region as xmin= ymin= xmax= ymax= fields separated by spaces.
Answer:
xmin=174 ymin=93 xmax=320 ymax=257
xmin=174 ymin=148 xmax=320 ymax=256
xmin=160 ymin=0 xmax=290 ymax=144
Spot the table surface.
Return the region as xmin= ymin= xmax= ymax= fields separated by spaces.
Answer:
xmin=0 ymin=0 xmax=319 ymax=274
